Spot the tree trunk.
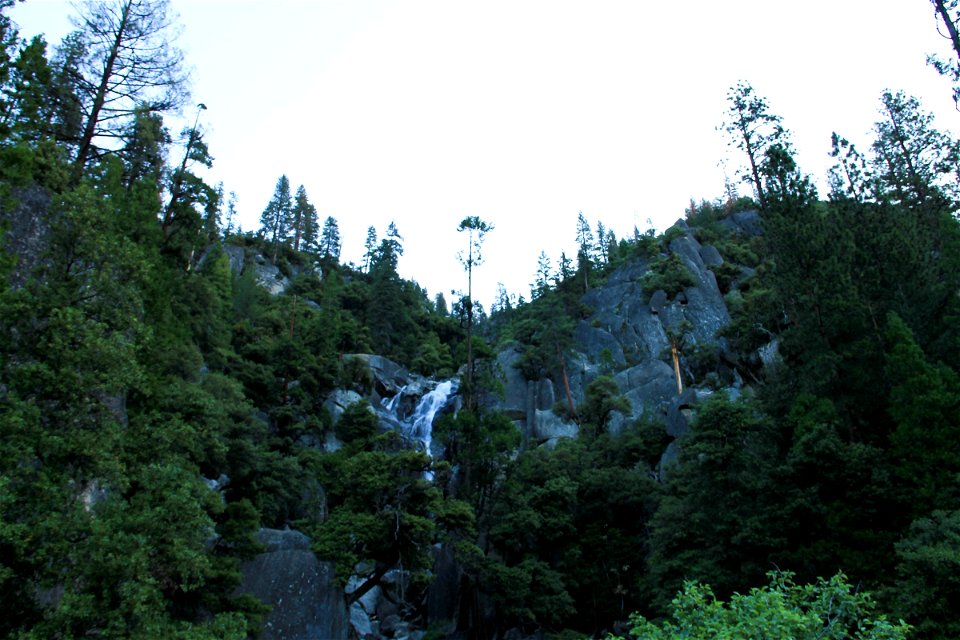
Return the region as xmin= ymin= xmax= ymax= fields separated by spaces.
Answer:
xmin=934 ymin=0 xmax=960 ymax=66
xmin=73 ymin=1 xmax=132 ymax=182
xmin=740 ymin=120 xmax=767 ymax=210
xmin=557 ymin=342 xmax=576 ymax=419
xmin=465 ymin=240 xmax=475 ymax=410
xmin=162 ymin=129 xmax=197 ymax=238
xmin=345 ymin=562 xmax=392 ymax=607
xmin=670 ymin=338 xmax=683 ymax=394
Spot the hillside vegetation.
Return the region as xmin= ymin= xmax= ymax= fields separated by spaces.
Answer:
xmin=2 ymin=2 xmax=960 ymax=639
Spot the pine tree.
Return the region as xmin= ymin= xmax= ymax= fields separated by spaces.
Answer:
xmin=870 ymin=91 xmax=956 ymax=224
xmin=259 ymin=174 xmax=292 ymax=262
xmin=827 ymin=132 xmax=871 ymax=202
xmin=371 ymin=221 xmax=403 ymax=275
xmin=457 ymin=215 xmax=494 ymax=408
xmin=1 ymin=35 xmax=53 ymax=142
xmin=362 ymin=225 xmax=377 ymax=273
xmin=595 ymin=220 xmax=607 ymax=265
xmin=927 ymin=0 xmax=960 ymax=106
xmin=532 ymin=250 xmax=551 ymax=299
xmin=721 ymin=81 xmax=787 ymax=209
xmin=319 ymin=216 xmax=341 ymax=262
xmin=289 ymin=184 xmax=317 ymax=253
xmin=67 ymin=0 xmax=188 ymax=180
xmin=163 ymin=103 xmax=212 ymax=240
xmin=222 ymin=190 xmax=237 ymax=238
xmin=575 ymin=211 xmax=594 ymax=291
xmin=555 ymin=251 xmax=573 ymax=286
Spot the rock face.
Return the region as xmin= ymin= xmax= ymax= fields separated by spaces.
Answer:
xmin=200 ymin=243 xmax=295 ymax=295
xmin=489 ymin=223 xmax=733 ymax=457
xmin=238 ymin=528 xmax=349 ymax=640
xmin=719 ymin=209 xmax=763 ymax=237
xmin=254 ymin=260 xmax=291 ymax=296
xmin=1 ymin=184 xmax=52 ymax=288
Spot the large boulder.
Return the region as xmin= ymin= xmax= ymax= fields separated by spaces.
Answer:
xmin=581 ymin=262 xmax=669 ymax=365
xmin=614 ymin=360 xmax=678 ymax=420
xmin=344 ymin=354 xmax=413 ymax=402
xmin=222 ymin=244 xmax=247 ymax=274
xmin=719 ymin=209 xmax=763 ymax=236
xmin=322 ymin=389 xmax=364 ymax=426
xmin=574 ymin=321 xmax=626 ymax=367
xmin=253 ymin=261 xmax=291 ymax=296
xmin=531 ymin=409 xmax=579 ymax=443
xmin=237 ymin=528 xmax=348 ymax=640
xmin=485 ymin=345 xmax=529 ymax=420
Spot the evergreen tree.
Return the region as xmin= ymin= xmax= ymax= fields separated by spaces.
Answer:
xmin=575 ymin=211 xmax=594 ymax=291
xmin=645 ymin=396 xmax=784 ymax=611
xmin=457 ymin=215 xmax=494 ymax=408
xmin=927 ymin=0 xmax=960 ymax=106
xmin=163 ymin=103 xmax=214 ymax=243
xmin=318 ymin=215 xmax=341 ymax=262
xmin=259 ymin=174 xmax=292 ymax=262
xmin=531 ymin=250 xmax=551 ymax=299
xmin=371 ymin=220 xmax=403 ymax=274
xmin=871 ymin=90 xmax=957 ymax=228
xmin=555 ymin=250 xmax=573 ymax=286
xmin=595 ymin=219 xmax=607 ymax=265
xmin=827 ymin=132 xmax=871 ymax=202
xmin=1 ymin=35 xmax=53 ymax=143
xmin=0 ymin=1 xmax=20 ymax=141
xmin=289 ymin=184 xmax=317 ymax=253
xmin=434 ymin=291 xmax=449 ymax=315
xmin=884 ymin=313 xmax=960 ymax=515
xmin=222 ymin=190 xmax=237 ymax=238
xmin=362 ymin=225 xmax=377 ymax=272
xmin=66 ymin=0 xmax=188 ymax=180
xmin=721 ymin=81 xmax=787 ymax=209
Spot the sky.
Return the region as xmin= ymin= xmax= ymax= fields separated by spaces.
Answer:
xmin=9 ymin=0 xmax=960 ymax=308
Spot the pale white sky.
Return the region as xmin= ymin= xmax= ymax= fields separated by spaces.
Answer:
xmin=10 ymin=0 xmax=960 ymax=307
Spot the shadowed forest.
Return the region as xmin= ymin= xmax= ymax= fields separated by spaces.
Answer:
xmin=2 ymin=1 xmax=960 ymax=639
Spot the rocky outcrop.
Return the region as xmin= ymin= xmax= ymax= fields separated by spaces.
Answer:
xmin=1 ymin=184 xmax=52 ymax=288
xmin=253 ymin=260 xmax=291 ymax=296
xmin=323 ymin=389 xmax=364 ymax=425
xmin=489 ymin=223 xmax=735 ymax=460
xmin=345 ymin=354 xmax=413 ymax=403
xmin=237 ymin=528 xmax=348 ymax=640
xmin=614 ymin=360 xmax=677 ymax=420
xmin=719 ymin=209 xmax=763 ymax=236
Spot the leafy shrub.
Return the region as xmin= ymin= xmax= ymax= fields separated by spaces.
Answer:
xmin=641 ymin=253 xmax=696 ymax=297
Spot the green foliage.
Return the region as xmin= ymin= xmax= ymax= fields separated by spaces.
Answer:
xmin=580 ymin=375 xmax=630 ymax=436
xmin=484 ymin=432 xmax=660 ymax=634
xmin=614 ymin=572 xmax=909 ymax=640
xmin=313 ymin=443 xmax=471 ymax=599
xmin=644 ymin=396 xmax=785 ymax=611
xmin=334 ymin=400 xmax=380 ymax=447
xmin=434 ymin=409 xmax=520 ymax=517
xmin=884 ymin=313 xmax=960 ymax=514
xmin=640 ymin=252 xmax=696 ymax=297
xmin=892 ymin=509 xmax=960 ymax=640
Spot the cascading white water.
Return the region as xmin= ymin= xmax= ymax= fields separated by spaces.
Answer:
xmin=385 ymin=387 xmax=405 ymax=415
xmin=404 ymin=379 xmax=457 ymax=455
xmin=381 ymin=379 xmax=458 ymax=457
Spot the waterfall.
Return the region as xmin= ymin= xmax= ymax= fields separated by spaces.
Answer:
xmin=382 ymin=379 xmax=458 ymax=457
xmin=405 ymin=379 xmax=457 ymax=455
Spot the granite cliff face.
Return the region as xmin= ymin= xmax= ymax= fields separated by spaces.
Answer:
xmin=485 ymin=219 xmax=752 ymax=469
